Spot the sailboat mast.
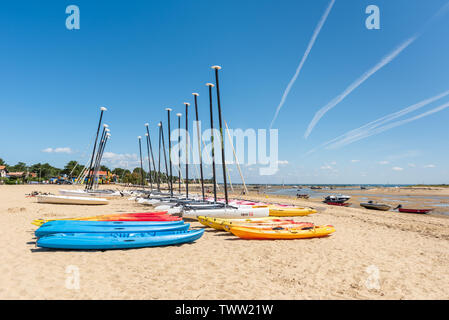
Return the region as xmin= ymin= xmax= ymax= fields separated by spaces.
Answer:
xmin=86 ymin=106 xmax=107 ymax=190
xmin=176 ymin=113 xmax=182 ymax=194
xmin=138 ymin=136 xmax=145 ymax=187
xmin=166 ymin=108 xmax=173 ymax=196
xmin=206 ymin=83 xmax=217 ymax=202
xmin=193 ymin=92 xmax=205 ymax=200
xmin=145 ymin=123 xmax=157 ymax=191
xmin=212 ymin=65 xmax=228 ymax=205
xmin=184 ymin=102 xmax=190 ymax=199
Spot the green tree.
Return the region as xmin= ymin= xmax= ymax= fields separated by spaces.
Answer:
xmin=62 ymin=161 xmax=84 ymax=177
xmin=10 ymin=162 xmax=27 ymax=172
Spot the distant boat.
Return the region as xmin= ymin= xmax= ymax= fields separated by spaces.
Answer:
xmin=360 ymin=201 xmax=391 ymax=211
xmin=394 ymin=205 xmax=432 ymax=214
xmin=360 ymin=186 xmax=367 ymax=190
xmin=324 ymin=194 xmax=350 ymax=204
xmin=325 ymin=202 xmax=350 ymax=207
xmin=311 ymin=186 xmax=322 ymax=190
xmin=296 ymin=193 xmax=310 ymax=199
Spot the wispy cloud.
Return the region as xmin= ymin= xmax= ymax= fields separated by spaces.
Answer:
xmin=42 ymin=147 xmax=73 ymax=154
xmin=304 ymin=2 xmax=449 ymax=139
xmin=424 ymin=164 xmax=436 ymax=168
xmin=392 ymin=167 xmax=404 ymax=171
xmin=269 ymin=0 xmax=335 ymax=129
xmin=328 ymin=92 xmax=449 ymax=149
xmin=304 ymin=91 xmax=449 ymax=155
xmin=379 ymin=161 xmax=389 ymax=165
xmin=329 ymin=100 xmax=449 ymax=149
xmin=408 ymin=163 xmax=416 ymax=167
xmin=351 ymin=159 xmax=360 ymax=163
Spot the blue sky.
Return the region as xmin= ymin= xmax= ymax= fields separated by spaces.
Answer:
xmin=1 ymin=0 xmax=448 ymax=184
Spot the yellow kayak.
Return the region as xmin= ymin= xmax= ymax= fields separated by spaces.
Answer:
xmin=229 ymin=225 xmax=335 ymax=240
xmin=253 ymin=205 xmax=317 ymax=217
xmin=198 ymin=216 xmax=299 ymax=231
xmin=198 ymin=216 xmax=280 ymax=231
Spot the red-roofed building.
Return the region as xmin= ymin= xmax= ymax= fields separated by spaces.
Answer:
xmin=0 ymin=166 xmax=7 ymax=178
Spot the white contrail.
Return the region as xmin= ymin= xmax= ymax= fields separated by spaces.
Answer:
xmin=327 ymin=89 xmax=449 ymax=148
xmin=303 ymin=89 xmax=449 ymax=155
xmin=328 ymin=100 xmax=449 ymax=148
xmin=304 ymin=1 xmax=449 ymax=139
xmin=269 ymin=0 xmax=335 ymax=129
xmin=304 ymin=35 xmax=417 ymax=138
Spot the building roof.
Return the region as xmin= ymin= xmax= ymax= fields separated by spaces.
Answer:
xmin=8 ymin=172 xmax=25 ymax=177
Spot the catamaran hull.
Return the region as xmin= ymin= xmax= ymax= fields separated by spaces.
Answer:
xmin=37 ymin=195 xmax=109 ymax=205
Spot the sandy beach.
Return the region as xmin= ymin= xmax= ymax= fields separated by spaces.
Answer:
xmin=1 ymin=184 xmax=449 ymax=300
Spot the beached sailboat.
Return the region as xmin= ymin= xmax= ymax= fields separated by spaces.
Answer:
xmin=37 ymin=195 xmax=109 ymax=205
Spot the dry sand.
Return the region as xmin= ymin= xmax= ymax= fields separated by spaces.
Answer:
xmin=1 ymin=184 xmax=449 ymax=300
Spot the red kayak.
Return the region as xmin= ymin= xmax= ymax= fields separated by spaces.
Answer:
xmin=398 ymin=208 xmax=432 ymax=214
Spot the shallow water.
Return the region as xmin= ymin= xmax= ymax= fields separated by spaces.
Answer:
xmin=265 ymin=187 xmax=449 ymax=216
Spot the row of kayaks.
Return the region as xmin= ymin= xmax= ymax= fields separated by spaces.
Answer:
xmin=197 ymin=216 xmax=335 ymax=240
xmin=34 ymin=214 xmax=204 ymax=249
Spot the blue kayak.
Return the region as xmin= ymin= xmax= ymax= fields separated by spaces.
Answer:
xmin=41 ymin=220 xmax=184 ymax=227
xmin=35 ymin=223 xmax=189 ymax=238
xmin=36 ymin=229 xmax=205 ymax=250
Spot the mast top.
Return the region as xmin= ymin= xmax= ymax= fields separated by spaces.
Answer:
xmin=145 ymin=123 xmax=149 ymax=127
xmin=165 ymin=108 xmax=172 ymax=111
xmin=137 ymin=136 xmax=141 ymax=140
xmin=183 ymin=102 xmax=190 ymax=106
xmin=100 ymin=106 xmax=107 ymax=111
xmin=211 ymin=65 xmax=222 ymax=70
xmin=192 ymin=93 xmax=199 ymax=96
xmin=206 ymin=83 xmax=215 ymax=87
xmin=176 ymin=113 xmax=182 ymax=117
xmin=103 ymin=124 xmax=109 ymax=128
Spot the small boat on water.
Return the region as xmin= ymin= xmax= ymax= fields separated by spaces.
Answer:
xmin=394 ymin=205 xmax=432 ymax=214
xmin=360 ymin=201 xmax=391 ymax=211
xmin=296 ymin=193 xmax=310 ymax=199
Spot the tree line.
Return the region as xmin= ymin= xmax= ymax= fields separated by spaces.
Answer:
xmin=0 ymin=158 xmax=213 ymax=185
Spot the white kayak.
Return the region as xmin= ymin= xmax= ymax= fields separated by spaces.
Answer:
xmin=59 ymin=189 xmax=121 ymax=199
xmin=37 ymin=195 xmax=109 ymax=205
xmin=183 ymin=206 xmax=269 ymax=219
